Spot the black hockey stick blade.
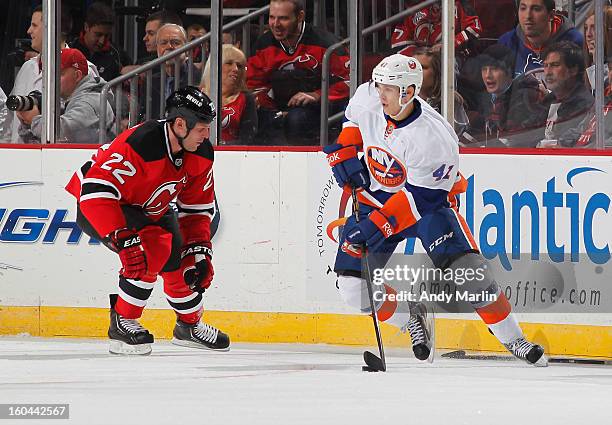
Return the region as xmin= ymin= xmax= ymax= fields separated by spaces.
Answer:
xmin=364 ymin=350 xmax=386 ymax=371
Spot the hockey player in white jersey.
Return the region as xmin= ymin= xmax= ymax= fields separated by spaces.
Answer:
xmin=323 ymin=54 xmax=547 ymax=366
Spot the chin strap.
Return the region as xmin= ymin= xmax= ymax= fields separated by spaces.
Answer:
xmin=390 ymin=95 xmax=415 ymax=120
xmin=168 ymin=119 xmax=193 ymax=150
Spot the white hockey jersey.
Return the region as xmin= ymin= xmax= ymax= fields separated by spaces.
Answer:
xmin=340 ymin=82 xmax=463 ymax=232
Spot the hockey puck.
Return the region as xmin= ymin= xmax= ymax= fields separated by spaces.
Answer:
xmin=362 ymin=366 xmax=380 ymax=372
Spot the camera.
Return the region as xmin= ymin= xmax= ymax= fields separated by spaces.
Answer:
xmin=6 ymin=91 xmax=42 ymax=112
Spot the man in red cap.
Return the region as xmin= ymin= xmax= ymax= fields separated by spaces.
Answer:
xmin=16 ymin=48 xmax=115 ymax=144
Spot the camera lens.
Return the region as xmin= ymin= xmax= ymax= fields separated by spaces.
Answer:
xmin=6 ymin=94 xmax=36 ymax=111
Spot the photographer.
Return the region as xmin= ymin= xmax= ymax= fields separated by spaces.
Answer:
xmin=0 ymin=87 xmax=7 ymax=141
xmin=15 ymin=49 xmax=115 ymax=144
xmin=8 ymin=5 xmax=99 ymax=143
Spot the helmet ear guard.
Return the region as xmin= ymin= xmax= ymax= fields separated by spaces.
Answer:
xmin=372 ymin=54 xmax=423 ymax=118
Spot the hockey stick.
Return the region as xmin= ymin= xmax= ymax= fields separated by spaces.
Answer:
xmin=351 ymin=186 xmax=387 ymax=372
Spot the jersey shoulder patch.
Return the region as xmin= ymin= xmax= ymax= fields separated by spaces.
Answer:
xmin=124 ymin=121 xmax=168 ymax=162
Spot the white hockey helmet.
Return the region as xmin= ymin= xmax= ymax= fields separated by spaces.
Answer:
xmin=372 ymin=54 xmax=423 ymax=117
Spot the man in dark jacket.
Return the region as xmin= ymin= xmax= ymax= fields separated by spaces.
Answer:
xmin=247 ymin=0 xmax=349 ymax=145
xmin=499 ymin=0 xmax=583 ymax=77
xmin=540 ymin=41 xmax=594 ymax=147
xmin=141 ymin=24 xmax=202 ymax=120
xmin=71 ymin=2 xmax=132 ymax=83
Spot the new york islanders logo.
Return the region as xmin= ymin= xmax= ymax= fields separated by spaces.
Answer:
xmin=366 ymin=146 xmax=406 ymax=188
xmin=143 ymin=177 xmax=187 ymax=215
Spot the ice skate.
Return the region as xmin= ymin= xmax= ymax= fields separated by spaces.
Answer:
xmin=171 ymin=320 xmax=230 ymax=351
xmin=108 ymin=294 xmax=154 ymax=355
xmin=504 ymin=337 xmax=548 ymax=367
xmin=403 ymin=302 xmax=435 ymax=362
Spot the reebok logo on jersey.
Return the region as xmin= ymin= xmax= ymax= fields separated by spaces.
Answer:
xmin=365 ymin=146 xmax=407 ymax=188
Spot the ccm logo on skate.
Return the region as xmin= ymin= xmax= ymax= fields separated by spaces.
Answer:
xmin=365 ymin=147 xmax=406 ymax=188
xmin=429 ymin=232 xmax=454 ymax=252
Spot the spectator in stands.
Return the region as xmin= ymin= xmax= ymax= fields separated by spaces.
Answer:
xmin=15 ymin=48 xmax=115 ymax=144
xmin=412 ymin=47 xmax=469 ymax=139
xmin=143 ymin=24 xmax=202 ymax=119
xmin=571 ymin=62 xmax=612 ymax=148
xmin=561 ymin=10 xmax=612 ymax=148
xmin=200 ymin=44 xmax=257 ymax=144
xmin=247 ymin=0 xmax=350 ymax=145
xmin=538 ymin=41 xmax=593 ymax=147
xmin=469 ymin=44 xmax=547 ymax=147
xmin=583 ymin=6 xmax=612 ymax=92
xmin=121 ymin=10 xmax=184 ymax=74
xmin=8 ymin=5 xmax=99 ymax=143
xmin=391 ymin=1 xmax=482 ymax=59
xmin=499 ymin=0 xmax=583 ymax=78
xmin=71 ymin=2 xmax=132 ymax=83
xmin=187 ymin=23 xmax=208 ymax=65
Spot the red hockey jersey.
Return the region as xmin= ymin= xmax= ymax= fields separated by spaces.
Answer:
xmin=391 ymin=1 xmax=482 ymax=56
xmin=247 ymin=23 xmax=350 ymax=110
xmin=65 ymin=120 xmax=215 ymax=244
xmin=221 ymin=92 xmax=247 ymax=142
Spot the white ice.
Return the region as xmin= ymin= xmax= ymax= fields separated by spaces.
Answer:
xmin=0 ymin=337 xmax=610 ymax=425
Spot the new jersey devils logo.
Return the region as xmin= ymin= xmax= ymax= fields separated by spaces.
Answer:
xmin=222 ymin=106 xmax=236 ymax=128
xmin=279 ymin=54 xmax=319 ymax=71
xmin=143 ymin=177 xmax=187 ymax=215
xmin=366 ymin=146 xmax=407 ymax=188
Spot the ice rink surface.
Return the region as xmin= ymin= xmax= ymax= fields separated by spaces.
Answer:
xmin=0 ymin=337 xmax=610 ymax=425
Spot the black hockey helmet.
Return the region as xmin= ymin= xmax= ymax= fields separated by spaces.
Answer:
xmin=165 ymin=86 xmax=216 ymax=129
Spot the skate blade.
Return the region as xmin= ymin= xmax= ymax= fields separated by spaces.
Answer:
xmin=171 ymin=337 xmax=230 ymax=352
xmin=109 ymin=340 xmax=152 ymax=356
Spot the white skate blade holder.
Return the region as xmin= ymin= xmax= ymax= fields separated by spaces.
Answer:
xmin=109 ymin=340 xmax=152 ymax=356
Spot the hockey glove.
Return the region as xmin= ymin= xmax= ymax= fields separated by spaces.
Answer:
xmin=323 ymin=143 xmax=370 ymax=189
xmin=344 ymin=210 xmax=397 ymax=252
xmin=181 ymin=242 xmax=214 ymax=293
xmin=108 ymin=228 xmax=147 ymax=280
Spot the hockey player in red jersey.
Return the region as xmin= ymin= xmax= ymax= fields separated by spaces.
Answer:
xmin=323 ymin=54 xmax=547 ymax=366
xmin=66 ymin=86 xmax=230 ymax=355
